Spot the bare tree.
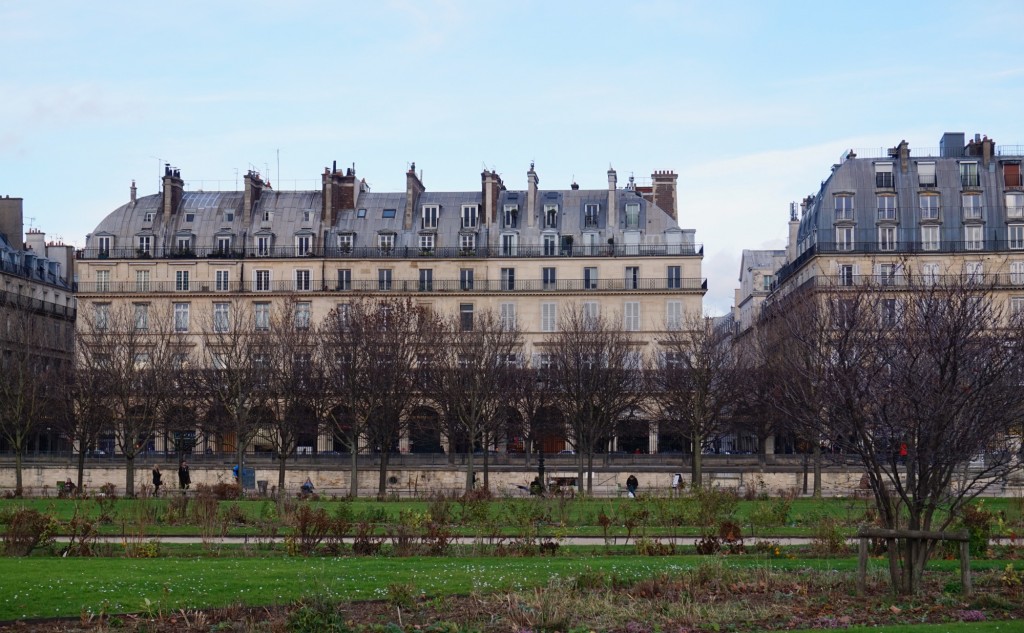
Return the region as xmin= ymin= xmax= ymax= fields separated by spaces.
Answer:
xmin=544 ymin=304 xmax=643 ymax=494
xmin=78 ymin=303 xmax=177 ymax=496
xmin=322 ymin=298 xmax=441 ymax=498
xmin=770 ymin=276 xmax=1024 ymax=594
xmin=650 ymin=314 xmax=739 ymax=486
xmin=732 ymin=328 xmax=790 ymax=470
xmin=0 ymin=297 xmax=71 ymax=494
xmin=426 ymin=309 xmax=521 ymax=492
xmin=60 ymin=337 xmax=112 ymax=491
xmin=506 ymin=358 xmax=562 ymax=469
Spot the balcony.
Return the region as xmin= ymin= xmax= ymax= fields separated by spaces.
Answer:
xmin=77 ymin=243 xmax=705 ymax=261
xmin=876 ymin=208 xmax=898 ymax=221
xmin=75 ymin=276 xmax=708 ymax=295
xmin=834 ymin=209 xmax=855 ymax=221
xmin=961 ymin=206 xmax=984 ymax=221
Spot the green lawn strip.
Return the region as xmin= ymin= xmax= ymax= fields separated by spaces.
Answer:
xmin=2 ymin=555 xmax=1021 ymax=621
xmin=801 ymin=623 xmax=1019 ymax=633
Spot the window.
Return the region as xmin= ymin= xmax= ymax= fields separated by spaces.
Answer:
xmin=460 ymin=303 xmax=474 ymax=331
xmin=143 ymin=212 xmax=154 ymax=223
xmin=137 ymin=235 xmax=152 ymax=255
xmin=839 ymin=264 xmax=855 ymax=287
xmin=419 ymin=234 xmax=434 ymax=253
xmin=836 ymin=226 xmax=854 ymax=251
xmin=254 ymin=270 xmax=271 ymax=291
xmin=500 ymin=303 xmax=516 ymax=329
xmin=378 ymin=269 xmax=392 ymax=291
xmin=666 ymin=301 xmax=683 ymax=330
xmin=625 ymin=266 xmax=639 ymax=290
xmin=225 ymin=211 xmax=234 ymax=222
xmin=963 ymin=194 xmax=983 ymax=220
xmin=921 ymin=262 xmax=940 ymax=285
xmin=338 ymin=234 xmax=354 ymax=252
xmin=878 ymin=226 xmax=897 ymax=252
xmin=461 ymin=205 xmax=478 ymax=229
xmin=762 ymin=275 xmax=773 ymax=291
xmin=1011 ymin=297 xmax=1024 ymax=317
xmin=1007 ymin=193 xmax=1024 ymax=219
xmin=920 ymin=194 xmax=939 ymax=220
xmin=877 ymin=263 xmax=897 ymax=286
xmin=213 ymin=302 xmax=230 ymax=333
xmin=302 ymin=210 xmax=312 ymax=222
xmin=296 ymin=235 xmax=312 ymax=256
xmin=254 ymin=302 xmax=270 ymax=330
xmin=336 ymin=303 xmax=352 ymax=329
xmin=211 ymin=269 xmax=229 ymax=292
xmin=135 ymin=269 xmax=150 ymax=292
xmin=217 ymin=236 xmax=232 ymax=254
xmin=134 ymin=304 xmax=148 ymax=331
xmin=337 ymin=268 xmax=351 ymax=291
xmin=459 ymin=233 xmax=476 ymax=252
xmin=378 ymin=234 xmax=395 ymax=253
xmin=965 ymin=261 xmax=984 ymax=283
xmin=542 ymin=267 xmax=557 ymax=290
xmin=173 ymin=302 xmax=190 ymax=332
xmin=294 ymin=302 xmax=311 ymax=329
xmin=501 ymin=233 xmax=518 ymax=256
xmin=1010 ymin=225 xmax=1024 ymax=250
xmin=421 ymin=204 xmax=439 ymax=229
xmin=960 ymin=161 xmax=980 ymax=187
xmin=93 ymin=303 xmax=110 ymax=330
xmin=964 ymin=225 xmax=984 ymax=250
xmin=876 ymin=195 xmax=897 ymax=221
xmin=256 ymin=235 xmax=271 ymax=257
xmin=543 ymin=234 xmax=557 ymax=256
xmin=97 ymin=236 xmax=111 ymax=256
xmin=500 ymin=267 xmax=515 ymax=291
xmin=584 ymin=204 xmax=599 ymax=228
xmin=625 ymin=203 xmax=640 ymax=229
xmin=921 ymin=225 xmax=940 ymax=251
xmin=176 ymin=236 xmax=192 ymax=252
xmin=541 ymin=303 xmax=557 ymax=332
xmin=1011 ymin=261 xmax=1024 ymax=285
xmin=262 ymin=210 xmax=273 ymax=223
xmin=583 ymin=301 xmax=600 ymax=327
xmin=96 ymin=270 xmax=110 ymax=292
xmin=382 ymin=208 xmax=397 ymax=219
xmin=1005 ymin=163 xmax=1023 ymax=187
xmin=834 ymin=196 xmax=854 ymax=220
xmin=918 ymin=161 xmax=936 ymax=187
xmin=880 ymin=298 xmax=899 ymax=326
xmin=419 ymin=268 xmax=433 ymax=292
xmin=667 ymin=266 xmax=681 ymax=289
xmin=624 ymin=302 xmax=640 ymax=331
xmin=503 ymin=205 xmax=518 ymax=228
xmin=458 ymin=268 xmax=474 ymax=291
xmin=175 ymin=270 xmax=190 ymax=292
xmin=544 ymin=204 xmax=558 ymax=228
xmin=584 ymin=267 xmax=598 ymax=290
xmin=295 ymin=269 xmax=311 ymax=291
xmin=875 ymin=162 xmax=894 ymax=188
xmin=357 ymin=208 xmax=367 ymax=218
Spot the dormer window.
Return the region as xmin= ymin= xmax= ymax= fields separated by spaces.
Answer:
xmin=1004 ymin=162 xmax=1022 ymax=188
xmin=874 ymin=162 xmax=894 ymax=188
xmin=262 ymin=210 xmax=273 ymax=222
xmin=256 ymin=235 xmax=272 ymax=257
xmin=185 ymin=213 xmax=195 ymax=223
xmin=503 ymin=205 xmax=518 ymax=228
xmin=876 ymin=195 xmax=897 ymax=221
xmin=421 ymin=204 xmax=439 ymax=229
xmin=920 ymin=194 xmax=939 ymax=220
xmin=584 ymin=204 xmax=599 ymax=228
xmin=176 ymin=236 xmax=193 ymax=253
xmin=302 ymin=210 xmax=312 ymax=222
xmin=918 ymin=162 xmax=936 ymax=187
xmin=97 ymin=236 xmax=112 ymax=257
xmin=961 ymin=162 xmax=981 ymax=188
xmin=216 ymin=235 xmax=232 ymax=254
xmin=295 ymin=234 xmax=313 ymax=256
xmin=225 ymin=211 xmax=234 ymax=222
xmin=834 ymin=195 xmax=854 ymax=221
xmin=144 ymin=212 xmax=154 ymax=223
xmin=625 ymin=203 xmax=640 ymax=229
xmin=338 ymin=234 xmax=354 ymax=252
xmin=461 ymin=205 xmax=478 ymax=229
xmin=544 ymin=204 xmax=558 ymax=228
xmin=137 ymin=235 xmax=152 ymax=256
xmin=378 ymin=234 xmax=395 ymax=254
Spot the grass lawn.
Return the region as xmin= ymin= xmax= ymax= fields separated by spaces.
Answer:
xmin=1 ymin=554 xmax=1020 ymax=622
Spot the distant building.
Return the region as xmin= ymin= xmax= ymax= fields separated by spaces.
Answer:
xmin=77 ymin=163 xmax=705 ymax=455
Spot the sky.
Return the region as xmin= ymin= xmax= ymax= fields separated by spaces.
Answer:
xmin=2 ymin=1 xmax=1023 ymax=315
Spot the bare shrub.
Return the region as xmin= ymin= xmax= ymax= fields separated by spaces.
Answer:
xmin=1 ymin=508 xmax=57 ymax=556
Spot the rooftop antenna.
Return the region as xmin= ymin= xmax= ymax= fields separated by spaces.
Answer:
xmin=150 ymin=156 xmax=165 ymax=191
xmin=234 ymin=168 xmax=239 ymax=191
xmin=26 ymin=217 xmax=36 ymax=230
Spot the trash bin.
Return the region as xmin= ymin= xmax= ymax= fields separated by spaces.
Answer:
xmin=257 ymin=480 xmax=268 ymax=496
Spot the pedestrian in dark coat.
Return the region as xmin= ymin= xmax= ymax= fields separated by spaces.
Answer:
xmin=178 ymin=461 xmax=191 ymax=491
xmin=152 ymin=465 xmax=163 ymax=496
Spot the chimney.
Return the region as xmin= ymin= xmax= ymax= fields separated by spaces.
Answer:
xmin=895 ymin=140 xmax=910 ymax=173
xmin=130 ymin=180 xmax=137 ymax=204
xmin=25 ymin=228 xmax=46 ymax=254
xmin=982 ymin=135 xmax=995 ymax=168
xmin=607 ymin=167 xmax=617 ymax=228
xmin=243 ymin=170 xmax=265 ymax=216
xmin=527 ymin=162 xmax=539 ymax=228
xmin=404 ymin=162 xmax=425 ymax=230
xmin=570 ymin=181 xmax=579 ymax=190
xmin=650 ymin=170 xmax=679 ymax=221
xmin=0 ymin=196 xmax=24 ymax=247
xmin=161 ymin=164 xmax=184 ymax=217
xmin=787 ymin=202 xmax=800 ymax=262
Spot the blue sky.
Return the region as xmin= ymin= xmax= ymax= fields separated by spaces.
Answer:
xmin=2 ymin=0 xmax=1023 ymax=314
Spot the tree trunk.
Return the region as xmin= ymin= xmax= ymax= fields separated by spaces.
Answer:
xmin=577 ymin=451 xmax=585 ymax=494
xmin=277 ymin=455 xmax=287 ymax=492
xmin=525 ymin=438 xmax=532 ymax=467
xmin=757 ymin=434 xmax=767 ymax=471
xmin=691 ymin=436 xmax=703 ymax=487
xmin=235 ymin=444 xmax=245 ymax=499
xmin=482 ymin=445 xmax=490 ymax=491
xmin=465 ymin=450 xmax=475 ymax=494
xmin=587 ymin=452 xmax=594 ymax=494
xmin=348 ymin=439 xmax=359 ymax=498
xmin=377 ymin=451 xmax=390 ymax=498
xmin=812 ymin=442 xmax=822 ymax=498
xmin=125 ymin=455 xmax=136 ymax=498
xmin=14 ymin=449 xmax=24 ymax=496
xmin=76 ymin=448 xmax=86 ymax=493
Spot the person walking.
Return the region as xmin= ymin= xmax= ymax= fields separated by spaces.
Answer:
xmin=152 ymin=465 xmax=163 ymax=497
xmin=178 ymin=460 xmax=191 ymax=492
xmin=626 ymin=474 xmax=639 ymax=498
